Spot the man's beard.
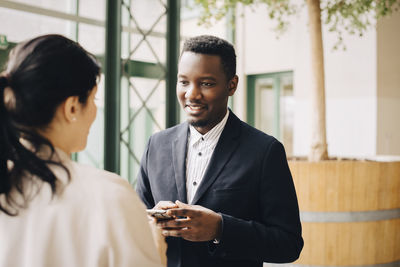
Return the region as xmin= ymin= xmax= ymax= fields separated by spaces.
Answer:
xmin=188 ymin=118 xmax=209 ymax=128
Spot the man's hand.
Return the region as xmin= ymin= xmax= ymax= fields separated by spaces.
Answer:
xmin=149 ymin=201 xmax=179 ymax=223
xmin=153 ymin=200 xmax=178 ymax=210
xmin=157 ymin=200 xmax=222 ymax=242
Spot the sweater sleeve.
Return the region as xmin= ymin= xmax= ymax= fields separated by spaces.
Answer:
xmin=96 ymin=177 xmax=164 ymax=267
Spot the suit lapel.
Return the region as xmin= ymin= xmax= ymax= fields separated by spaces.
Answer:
xmin=191 ymin=112 xmax=242 ymax=204
xmin=172 ymin=123 xmax=189 ymax=203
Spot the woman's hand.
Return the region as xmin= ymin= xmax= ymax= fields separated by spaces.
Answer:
xmin=148 ymin=216 xmax=168 ymax=265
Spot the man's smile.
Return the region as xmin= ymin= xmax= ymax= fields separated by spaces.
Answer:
xmin=185 ymin=103 xmax=207 ymax=115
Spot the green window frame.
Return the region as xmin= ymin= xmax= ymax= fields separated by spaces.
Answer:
xmin=247 ymin=71 xmax=294 ymax=154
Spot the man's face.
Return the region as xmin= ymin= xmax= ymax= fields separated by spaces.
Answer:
xmin=177 ymin=52 xmax=237 ymax=134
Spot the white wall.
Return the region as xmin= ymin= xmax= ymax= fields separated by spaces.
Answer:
xmin=377 ymin=11 xmax=400 ymax=156
xmin=237 ymin=4 xmax=379 ymax=157
xmin=323 ymin=21 xmax=377 ymax=158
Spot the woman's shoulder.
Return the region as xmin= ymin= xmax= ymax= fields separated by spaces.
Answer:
xmin=58 ymin=161 xmax=142 ymax=206
xmin=70 ymin=161 xmax=127 ymax=185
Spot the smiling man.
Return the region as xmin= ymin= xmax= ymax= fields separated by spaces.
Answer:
xmin=136 ymin=35 xmax=303 ymax=267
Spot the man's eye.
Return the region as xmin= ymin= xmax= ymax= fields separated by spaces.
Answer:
xmin=179 ymin=81 xmax=188 ymax=86
xmin=201 ymin=82 xmax=215 ymax=87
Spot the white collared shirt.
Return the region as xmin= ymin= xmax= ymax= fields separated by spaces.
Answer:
xmin=186 ymin=110 xmax=230 ymax=203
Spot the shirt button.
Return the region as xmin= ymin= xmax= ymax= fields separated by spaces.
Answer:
xmin=198 ymin=152 xmax=202 ymax=156
xmin=193 ymin=181 xmax=197 ymax=186
xmin=201 ymin=137 xmax=204 ymax=141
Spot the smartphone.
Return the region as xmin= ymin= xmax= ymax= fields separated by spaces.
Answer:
xmin=146 ymin=209 xmax=174 ymax=220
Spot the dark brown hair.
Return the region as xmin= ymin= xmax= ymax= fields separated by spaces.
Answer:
xmin=0 ymin=34 xmax=100 ymax=215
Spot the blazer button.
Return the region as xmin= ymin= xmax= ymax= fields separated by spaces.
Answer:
xmin=193 ymin=181 xmax=197 ymax=186
xmin=198 ymin=152 xmax=202 ymax=156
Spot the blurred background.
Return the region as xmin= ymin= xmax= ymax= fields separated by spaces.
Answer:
xmin=1 ymin=0 xmax=399 ymax=181
xmin=0 ymin=0 xmax=399 ymax=265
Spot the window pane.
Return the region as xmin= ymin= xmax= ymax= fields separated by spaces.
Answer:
xmin=125 ymin=0 xmax=166 ymax=33
xmin=129 ymin=34 xmax=166 ymax=64
xmin=79 ymin=0 xmax=105 ymax=21
xmin=120 ymin=0 xmax=167 ymax=184
xmin=10 ymin=0 xmax=74 ymax=14
xmin=119 ymin=77 xmax=166 ymax=183
xmin=128 ymin=77 xmax=166 ymax=133
xmin=78 ymin=24 xmax=105 ymax=55
xmin=0 ymin=8 xmax=75 ymax=42
xmin=76 ymin=74 xmax=105 ymax=169
xmin=256 ymin=78 xmax=275 ymax=135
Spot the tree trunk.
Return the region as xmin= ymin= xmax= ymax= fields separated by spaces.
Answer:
xmin=307 ymin=0 xmax=328 ymax=161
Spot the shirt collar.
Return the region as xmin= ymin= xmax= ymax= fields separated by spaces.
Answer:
xmin=189 ymin=109 xmax=230 ymax=147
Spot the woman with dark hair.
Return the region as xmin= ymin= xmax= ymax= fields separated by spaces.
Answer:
xmin=0 ymin=34 xmax=165 ymax=267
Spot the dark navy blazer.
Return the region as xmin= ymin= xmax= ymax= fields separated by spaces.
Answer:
xmin=136 ymin=111 xmax=303 ymax=267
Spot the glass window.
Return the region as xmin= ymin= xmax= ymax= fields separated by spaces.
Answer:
xmin=248 ymin=72 xmax=294 ymax=156
xmin=78 ymin=24 xmax=105 ymax=55
xmin=79 ymin=0 xmax=105 ymax=21
xmin=76 ymin=74 xmax=105 ymax=169
xmin=10 ymin=0 xmax=74 ymax=14
xmin=255 ymin=78 xmax=275 ymax=135
xmin=0 ymin=8 xmax=75 ymax=42
xmin=120 ymin=0 xmax=167 ymax=183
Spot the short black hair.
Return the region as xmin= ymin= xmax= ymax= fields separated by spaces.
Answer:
xmin=181 ymin=35 xmax=236 ymax=80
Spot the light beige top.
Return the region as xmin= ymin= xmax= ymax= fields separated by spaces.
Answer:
xmin=0 ymin=149 xmax=164 ymax=267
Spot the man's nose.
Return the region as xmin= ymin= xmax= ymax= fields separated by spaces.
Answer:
xmin=185 ymin=85 xmax=201 ymax=100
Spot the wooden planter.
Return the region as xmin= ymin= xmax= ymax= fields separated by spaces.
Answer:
xmin=289 ymin=160 xmax=400 ymax=266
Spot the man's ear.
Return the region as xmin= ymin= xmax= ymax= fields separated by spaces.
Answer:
xmin=62 ymin=96 xmax=80 ymax=123
xmin=228 ymin=75 xmax=238 ymax=96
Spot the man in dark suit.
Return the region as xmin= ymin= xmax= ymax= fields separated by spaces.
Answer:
xmin=136 ymin=35 xmax=303 ymax=267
